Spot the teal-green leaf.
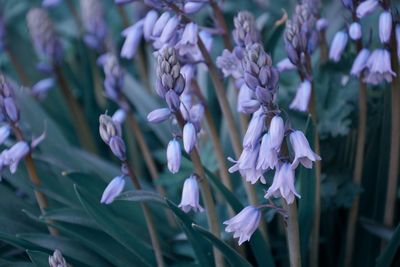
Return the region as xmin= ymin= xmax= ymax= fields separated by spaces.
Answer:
xmin=116 ymin=190 xmax=167 ymax=206
xmin=26 ymin=250 xmax=51 ymax=267
xmin=376 ymin=223 xmax=400 ymax=267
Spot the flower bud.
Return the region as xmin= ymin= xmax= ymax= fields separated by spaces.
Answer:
xmin=350 ymin=48 xmax=370 ymax=77
xmin=167 ymin=138 xmax=181 ymax=174
xmin=290 ymin=80 xmax=311 ymax=112
xmin=356 ymin=0 xmax=378 ymax=18
xmin=316 ymin=18 xmax=328 ymax=31
xmin=121 ymin=20 xmax=144 ymax=59
xmin=3 ymin=141 xmax=30 ymax=173
xmin=3 ymin=97 xmax=19 ymax=122
xmin=349 ymin=22 xmax=362 ymax=40
xmin=329 ymin=31 xmax=348 ymax=62
xmin=159 ymin=16 xmax=179 ymax=44
xmin=101 ymin=176 xmax=125 ymax=204
xmin=143 ymin=10 xmax=158 ymax=41
xmin=379 ymin=12 xmax=392 ymax=44
xmin=99 ymin=114 xmax=119 ymax=144
xmin=256 ymin=133 xmax=278 ymax=171
xmin=184 ymin=2 xmax=204 ymax=14
xmin=152 ymin=12 xmax=170 ymax=37
xmin=109 ymin=136 xmax=126 ymax=161
xmin=165 ymin=90 xmax=180 ymax=111
xmin=0 ymin=125 xmax=10 ymax=145
xmin=178 ymin=174 xmax=204 ymax=213
xmin=269 ymin=116 xmax=285 ymax=150
xmin=147 ymin=108 xmax=171 ymax=123
xmin=183 ymin=122 xmax=196 ymax=153
xmin=243 ymin=111 xmax=265 ymax=149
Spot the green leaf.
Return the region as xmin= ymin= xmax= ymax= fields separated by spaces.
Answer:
xmin=116 ymin=190 xmax=167 ymax=206
xmin=166 ymin=199 xmax=213 ymax=267
xmin=74 ymin=184 xmax=156 ymax=267
xmin=192 ymin=224 xmax=253 ymax=267
xmin=41 ymin=208 xmax=100 ymax=229
xmin=376 ymin=223 xmax=400 ymax=267
xmin=26 ymin=250 xmax=50 ymax=267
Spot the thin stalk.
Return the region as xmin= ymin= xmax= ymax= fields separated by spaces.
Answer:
xmin=66 ymin=0 xmax=81 ymax=30
xmin=209 ymin=0 xmax=233 ymax=50
xmin=318 ymin=29 xmax=329 ymax=65
xmin=124 ymin=105 xmax=176 ymax=227
xmin=175 ymin=112 xmax=224 ymax=267
xmin=53 ymin=65 xmax=98 ymax=154
xmin=344 ymin=29 xmax=367 ymax=266
xmin=123 ymin=160 xmax=165 ymax=267
xmin=12 ymin=125 xmax=58 ymax=236
xmin=6 ymin=47 xmax=30 ymax=86
xmin=283 ymin=200 xmax=302 ymax=267
xmin=383 ymin=11 xmax=400 ymax=228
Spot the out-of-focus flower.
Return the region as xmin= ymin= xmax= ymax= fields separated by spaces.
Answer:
xmin=143 ymin=10 xmax=158 ymax=41
xmin=80 ymin=0 xmax=108 ymax=51
xmin=101 ymin=176 xmax=125 ymax=204
xmin=224 ymin=206 xmax=261 ymax=245
xmin=112 ymin=109 xmax=126 ymax=125
xmin=329 ymin=31 xmax=348 ymax=62
xmin=364 ymin=49 xmax=396 ymax=84
xmin=356 ymin=0 xmax=379 ymax=18
xmin=349 ymin=22 xmax=362 ymax=40
xmin=184 ymin=2 xmax=205 ymax=14
xmin=109 ymin=136 xmax=126 ymax=161
xmin=2 ymin=141 xmax=30 ymax=173
xmin=178 ymin=174 xmax=204 ymax=213
xmin=396 ymin=25 xmax=400 ymax=60
xmin=42 ymin=0 xmax=62 ymax=7
xmin=101 ymin=54 xmax=125 ymax=102
xmin=350 ymin=48 xmax=370 ymax=77
xmin=48 ymin=249 xmax=67 ymax=267
xmin=216 ymin=49 xmax=243 ymax=79
xmin=31 ymin=78 xmax=55 ymax=99
xmin=233 ymin=11 xmax=260 ymax=47
xmin=277 ymin=58 xmax=297 ymax=72
xmin=264 ymin=163 xmax=300 ymax=204
xmin=290 ymin=80 xmax=311 ymax=112
xmin=167 ymin=138 xmax=181 ymax=174
xmin=379 ymin=11 xmax=392 ymax=44
xmin=147 ymin=108 xmax=171 ymax=123
xmin=176 ymin=22 xmax=198 ymax=56
xmin=0 ymin=125 xmax=10 ymax=145
xmin=316 ymin=18 xmax=328 ymax=31
xmin=158 ymin=15 xmax=180 ymax=44
xmin=290 ymin=130 xmax=321 ymax=169
xmin=121 ymin=20 xmax=144 ymax=59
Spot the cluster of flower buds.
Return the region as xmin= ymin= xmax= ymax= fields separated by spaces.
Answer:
xmin=80 ymin=0 xmax=108 ymax=52
xmin=0 ymin=74 xmax=45 ymax=174
xmin=48 ymin=249 xmax=68 ymax=267
xmin=333 ymin=0 xmax=398 ymax=85
xmin=99 ymin=113 xmax=130 ymax=204
xmin=26 ymin=8 xmax=63 ymax=64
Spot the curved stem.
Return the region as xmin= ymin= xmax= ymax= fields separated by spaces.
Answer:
xmin=209 ymin=0 xmax=233 ymax=50
xmin=283 ymin=200 xmax=302 ymax=267
xmin=123 ymin=160 xmax=165 ymax=267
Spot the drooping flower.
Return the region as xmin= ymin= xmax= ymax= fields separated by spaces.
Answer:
xmin=356 ymin=0 xmax=379 ymax=18
xmin=109 ymin=136 xmax=126 ymax=161
xmin=224 ymin=206 xmax=261 ymax=245
xmin=264 ymin=163 xmax=300 ymax=204
xmin=2 ymin=141 xmax=30 ymax=173
xmin=379 ymin=11 xmax=392 ymax=44
xmin=143 ymin=10 xmax=158 ymax=41
xmin=178 ymin=174 xmax=204 ymax=213
xmin=290 ymin=130 xmax=321 ymax=169
xmin=269 ymin=116 xmax=285 ymax=150
xmin=147 ymin=108 xmax=171 ymax=123
xmin=228 ymin=145 xmax=265 ymax=184
xmin=100 ymin=176 xmax=125 ymax=204
xmin=216 ymin=49 xmax=243 ymax=80
xmin=175 ymin=22 xmax=198 ymax=56
xmin=121 ymin=20 xmax=144 ymax=59
xmin=243 ymin=110 xmax=265 ymax=149
xmin=329 ymin=31 xmax=348 ymax=62
xmin=363 ymin=49 xmax=396 ymax=85
xmin=183 ymin=122 xmax=197 ymax=153
xmin=350 ymin=48 xmax=370 ymax=77
xmin=290 ymin=80 xmax=312 ymax=112
xmin=256 ymin=133 xmax=278 ymax=171
xmin=277 ymin=58 xmax=297 ymax=72
xmin=349 ymin=22 xmax=362 ymax=40
xmin=167 ymin=138 xmax=181 ymax=174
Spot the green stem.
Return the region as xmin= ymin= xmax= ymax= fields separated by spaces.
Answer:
xmin=283 ymin=200 xmax=302 ymax=267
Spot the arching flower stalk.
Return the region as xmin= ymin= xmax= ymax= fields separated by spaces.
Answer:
xmin=98 ymin=113 xmax=165 ymax=267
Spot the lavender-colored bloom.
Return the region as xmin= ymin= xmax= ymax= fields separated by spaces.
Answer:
xmin=237 ymin=83 xmax=255 ymax=113
xmin=42 ymin=0 xmax=62 ymax=7
xmin=178 ymin=174 xmax=204 ymax=213
xmin=152 ymin=12 xmax=171 ymax=38
xmin=228 ymin=145 xmax=265 ymax=184
xmin=31 ymin=78 xmax=54 ymax=98
xmin=379 ymin=12 xmax=392 ymax=44
xmin=224 ymin=206 xmax=261 ymax=245
xmin=80 ymin=0 xmax=107 ymax=51
xmin=48 ymin=249 xmax=67 ymax=267
xmin=165 ymin=90 xmax=181 ymax=111
xmin=184 ymin=2 xmax=205 ymax=14
xmin=167 ymin=138 xmax=181 ymax=174
xmin=329 ymin=31 xmax=348 ymax=62
xmin=183 ymin=122 xmax=196 ymax=153
xmin=356 ymin=0 xmax=379 ymax=18
xmin=176 ymin=22 xmax=198 ymax=56
xmin=115 ymin=0 xmax=135 ymax=4
xmin=109 ymin=136 xmax=126 ymax=161
xmin=143 ymin=10 xmax=158 ymax=41
xmin=216 ymin=49 xmax=243 ymax=79
xmin=159 ymin=16 xmax=179 ymax=44
xmin=101 ymin=176 xmax=125 ymax=204
xmin=147 ymin=108 xmax=171 ymax=123
xmin=233 ymin=11 xmax=260 ymax=47
xmin=350 ymin=48 xmax=370 ymax=77
xmin=256 ymin=133 xmax=278 ymax=171
xmin=102 ymin=54 xmax=124 ymax=101
xmin=243 ymin=110 xmax=265 ymax=149
xmin=277 ymin=58 xmax=296 ymax=72
xmin=290 ymin=130 xmax=321 ymax=169
xmin=264 ymin=163 xmax=300 ymax=204
xmin=3 ymin=97 xmax=19 ymax=122
xmin=121 ymin=20 xmax=144 ymax=59
xmin=349 ymin=22 xmax=362 ymax=40
xmin=180 ymin=64 xmax=195 ymax=91
xmin=316 ymin=18 xmax=328 ymax=31
xmin=112 ymin=109 xmax=126 ymax=125
xmin=364 ymin=49 xmax=396 ymax=84
xmin=99 ymin=114 xmax=120 ymax=144
xmin=290 ymin=80 xmax=311 ymax=112
xmin=396 ymin=25 xmax=400 ymax=60
xmin=3 ymin=141 xmax=29 ymax=173
xmin=269 ymin=116 xmax=285 ymax=150
xmin=0 ymin=125 xmax=10 ymax=145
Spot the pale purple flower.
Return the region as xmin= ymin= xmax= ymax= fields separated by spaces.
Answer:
xmin=143 ymin=10 xmax=158 ymax=41
xmin=147 ymin=108 xmax=171 ymax=123
xmin=115 ymin=0 xmax=134 ymax=4
xmin=228 ymin=145 xmax=265 ymax=184
xmin=112 ymin=109 xmax=126 ymax=125
xmin=349 ymin=22 xmax=362 ymax=40
xmin=165 ymin=90 xmax=181 ymax=111
xmin=121 ymin=20 xmax=144 ymax=59
xmin=379 ymin=12 xmax=392 ymax=44
xmin=167 ymin=138 xmax=181 ymax=174
xmin=364 ymin=49 xmax=396 ymax=85
xmin=329 ymin=31 xmax=348 ymax=62
xmin=265 ymin=163 xmax=300 ymax=204
xmin=269 ymin=116 xmax=285 ymax=150
xmin=2 ymin=141 xmax=30 ymax=173
xmin=243 ymin=110 xmax=265 ymax=149
xmin=224 ymin=206 xmax=261 ymax=245
xmin=4 ymin=97 xmax=19 ymax=122
xmin=396 ymin=25 xmax=400 ymax=60
xmin=316 ymin=18 xmax=328 ymax=31
xmin=180 ymin=64 xmax=195 ymax=91
xmin=101 ymin=176 xmax=125 ymax=204
xmin=176 ymin=22 xmax=198 ymax=56
xmin=256 ymin=133 xmax=278 ymax=171
xmin=178 ymin=174 xmax=204 ymax=213
xmin=109 ymin=136 xmax=126 ymax=161
xmin=48 ymin=249 xmax=67 ymax=267
xmin=290 ymin=80 xmax=311 ymax=112
xmin=80 ymin=0 xmax=108 ymax=51
xmin=216 ymin=49 xmax=243 ymax=79
xmin=184 ymin=2 xmax=205 ymax=14
xmin=0 ymin=125 xmax=10 ymax=145
xmin=159 ymin=16 xmax=179 ymax=44
xmin=31 ymin=78 xmax=54 ymax=98
xmin=42 ymin=0 xmax=62 ymax=7
xmin=290 ymin=130 xmax=321 ymax=169
xmin=183 ymin=122 xmax=197 ymax=153
xmin=350 ymin=48 xmax=370 ymax=77
xmin=237 ymin=83 xmax=255 ymax=113
xmin=277 ymin=58 xmax=296 ymax=72
xmin=356 ymin=0 xmax=379 ymax=18
xmin=152 ymin=12 xmax=171 ymax=38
